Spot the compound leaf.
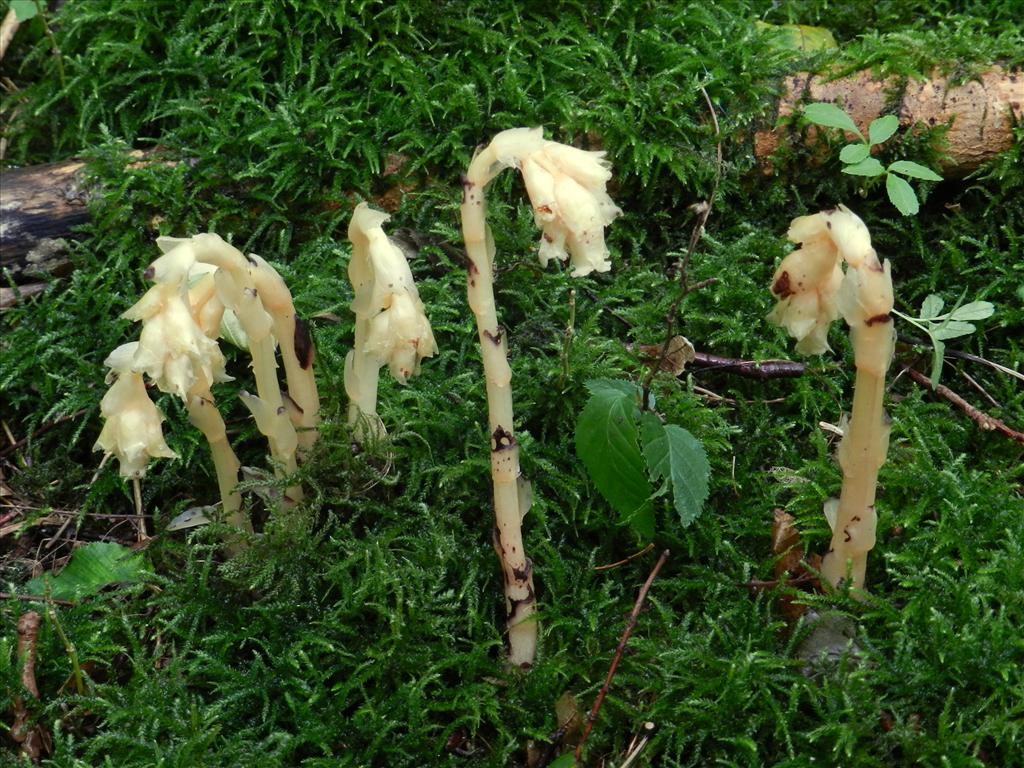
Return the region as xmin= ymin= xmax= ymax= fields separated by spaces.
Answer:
xmin=639 ymin=413 xmax=710 ymax=528
xmin=868 ymin=115 xmax=899 ymax=146
xmin=803 ymin=103 xmax=863 ymax=139
xmin=575 ymin=380 xmax=653 ymax=538
xmin=886 ymin=173 xmax=919 ymax=215
xmin=888 ymin=160 xmax=942 ymax=181
xmin=949 ymin=301 xmax=994 ymax=322
xmin=841 ymin=157 xmax=885 ymax=177
xmin=919 ymin=294 xmax=944 ymax=319
xmin=839 ymin=144 xmax=870 ymax=164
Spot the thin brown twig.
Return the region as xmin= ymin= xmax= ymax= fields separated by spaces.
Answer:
xmin=642 ymin=87 xmax=723 ymax=410
xmin=1 ymin=592 xmax=76 ymax=607
xmin=898 ymin=334 xmax=1024 ymax=382
xmin=690 ymin=352 xmax=806 ymax=381
xmin=903 ymin=365 xmax=1024 ymax=443
xmin=959 ymin=369 xmax=1001 ymax=409
xmin=593 ymin=543 xmax=655 ymax=572
xmin=0 ymin=409 xmax=88 ymax=458
xmin=576 ymin=549 xmax=670 ymax=765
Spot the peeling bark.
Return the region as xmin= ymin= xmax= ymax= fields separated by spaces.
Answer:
xmin=755 ymin=66 xmax=1023 ymax=177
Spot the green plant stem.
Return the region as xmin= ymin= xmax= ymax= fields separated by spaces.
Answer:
xmin=34 ymin=1 xmax=65 ymax=89
xmin=46 ymin=599 xmax=84 ymax=695
xmin=558 ymin=288 xmax=576 ymax=391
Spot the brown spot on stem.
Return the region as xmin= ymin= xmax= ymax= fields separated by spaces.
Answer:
xmin=461 ymin=175 xmax=474 ymax=203
xmin=512 ymin=560 xmax=533 ymax=583
xmin=293 ymin=316 xmax=315 ymax=369
xmin=507 ymin=585 xmax=536 ymax=620
xmin=772 ymin=271 xmax=794 ymax=299
xmin=866 ymin=313 xmax=892 ymax=326
xmin=246 ymin=255 xmax=258 ymax=266
xmin=826 ymin=221 xmax=832 ymax=229
xmin=483 ymin=327 xmax=504 ymax=346
xmin=851 ymin=515 xmax=861 ymax=522
xmin=536 ymin=204 xmax=552 ymax=215
xmin=143 ymin=266 xmax=155 ymax=281
xmin=491 ymin=426 xmax=516 ymax=452
xmin=843 ymin=529 xmax=852 ymax=543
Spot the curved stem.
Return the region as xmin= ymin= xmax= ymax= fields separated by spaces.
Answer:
xmin=461 ymin=148 xmax=538 ymax=669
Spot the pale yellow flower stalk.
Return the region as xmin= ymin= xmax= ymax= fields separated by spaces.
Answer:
xmin=461 ymin=127 xmax=621 ymax=668
xmin=185 ymin=234 xmax=304 ymax=502
xmin=94 ymin=342 xmax=177 ymax=479
xmin=345 ymin=202 xmax=437 ymax=439
xmin=94 ymin=341 xmax=178 ymax=540
xmin=125 ymin=243 xmax=247 ymax=528
xmin=768 ymin=205 xmax=894 ymax=593
xmin=122 ymin=281 xmax=230 ymax=400
xmin=246 ymin=253 xmax=320 ymax=453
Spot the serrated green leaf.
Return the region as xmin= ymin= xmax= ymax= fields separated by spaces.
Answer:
xmin=841 ymin=157 xmax=885 ymax=177
xmin=24 ymin=542 xmax=147 ymax=602
xmin=888 ymin=160 xmax=943 ymax=181
xmin=868 ymin=115 xmax=899 ymax=146
xmin=929 ymin=337 xmax=946 ymax=388
xmin=919 ymin=294 xmax=944 ymax=319
xmin=10 ymin=0 xmax=38 ymax=22
xmin=576 ymin=380 xmax=653 ymax=538
xmin=639 ymin=413 xmax=710 ymax=528
xmin=839 ymin=144 xmax=870 ymax=164
xmin=949 ymin=301 xmax=994 ymax=321
xmin=803 ymin=103 xmax=863 ymax=139
xmin=930 ymin=320 xmax=976 ymax=340
xmin=886 ymin=173 xmax=919 ymax=216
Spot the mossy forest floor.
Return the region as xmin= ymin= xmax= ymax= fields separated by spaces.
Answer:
xmin=1 ymin=1 xmax=1022 ymax=766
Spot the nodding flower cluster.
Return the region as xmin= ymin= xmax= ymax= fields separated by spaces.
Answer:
xmin=482 ymin=126 xmax=621 ymax=277
xmin=768 ymin=205 xmax=895 ymax=594
xmin=95 ymin=234 xmax=320 ymax=526
xmin=345 ymin=203 xmax=437 ymax=438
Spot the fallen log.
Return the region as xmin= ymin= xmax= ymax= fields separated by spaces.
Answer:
xmin=1 ymin=158 xmax=90 ymax=282
xmin=754 ymin=66 xmax=1023 ymax=176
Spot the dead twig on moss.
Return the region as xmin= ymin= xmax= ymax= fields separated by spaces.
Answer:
xmin=691 ymin=352 xmax=806 ymax=381
xmin=642 ymin=86 xmax=723 ymax=410
xmin=1 ymin=591 xmax=76 ymax=606
xmin=12 ymin=610 xmax=52 ymax=762
xmin=576 ymin=549 xmax=670 ymax=765
xmin=593 ymin=543 xmax=655 ymax=572
xmin=0 ymin=408 xmax=89 ymax=459
xmin=903 ymin=365 xmax=1024 ymax=443
xmin=898 ymin=334 xmax=1024 ymax=383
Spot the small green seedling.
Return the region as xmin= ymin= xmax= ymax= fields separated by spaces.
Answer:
xmin=803 ymin=103 xmax=943 ymax=216
xmin=892 ymin=294 xmax=995 ymax=387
